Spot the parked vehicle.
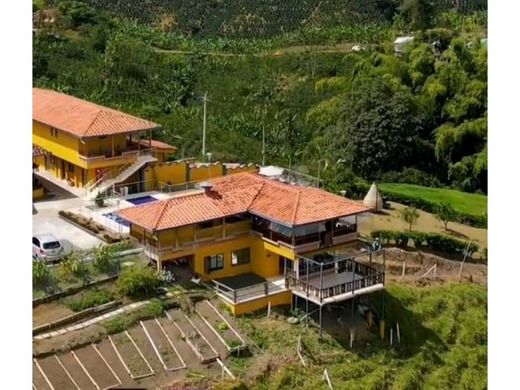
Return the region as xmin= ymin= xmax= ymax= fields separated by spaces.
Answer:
xmin=32 ymin=233 xmax=64 ymax=262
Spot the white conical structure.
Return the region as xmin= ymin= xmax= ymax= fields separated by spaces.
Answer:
xmin=363 ymin=183 xmax=383 ymax=211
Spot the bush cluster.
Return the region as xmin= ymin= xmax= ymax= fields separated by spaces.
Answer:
xmin=371 ymin=230 xmax=479 ymax=258
xmin=380 ymin=190 xmax=487 ymax=228
xmin=65 ymin=288 xmax=115 ymax=312
xmin=116 ymin=266 xmax=163 ymax=298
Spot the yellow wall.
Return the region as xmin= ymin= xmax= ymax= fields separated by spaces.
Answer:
xmin=81 ymin=134 xmax=127 ymax=157
xmin=33 ymin=121 xmax=82 ymax=166
xmin=189 ymin=163 xmax=224 ymax=182
xmin=225 ymin=164 xmax=258 ymax=175
xmin=226 ymin=290 xmax=292 ymax=315
xmin=153 ymin=160 xmax=189 ymax=185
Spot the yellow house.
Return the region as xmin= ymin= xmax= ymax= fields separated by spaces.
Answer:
xmin=119 ymin=173 xmax=386 ymax=317
xmin=32 ymin=88 xmax=176 ymax=197
xmin=32 ymin=89 xmax=259 ymax=198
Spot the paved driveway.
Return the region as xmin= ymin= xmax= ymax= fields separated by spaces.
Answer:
xmin=33 ymin=182 xmax=102 ymax=253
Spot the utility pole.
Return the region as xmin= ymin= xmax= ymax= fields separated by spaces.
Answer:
xmin=202 ymin=91 xmax=208 ymax=159
xmin=262 ymin=124 xmax=266 ymax=166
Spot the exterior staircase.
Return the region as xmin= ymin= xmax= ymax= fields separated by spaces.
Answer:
xmin=84 ymin=150 xmax=157 ymax=200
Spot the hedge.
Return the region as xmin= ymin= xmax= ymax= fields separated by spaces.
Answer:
xmin=379 ymin=189 xmax=487 ymax=228
xmin=370 ymin=230 xmax=479 ymax=258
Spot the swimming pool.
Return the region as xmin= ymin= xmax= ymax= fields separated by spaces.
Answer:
xmin=125 ymin=195 xmax=158 ymax=205
xmin=102 ymin=212 xmax=131 ymax=227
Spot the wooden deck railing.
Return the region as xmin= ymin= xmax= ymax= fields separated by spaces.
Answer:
xmin=212 ymin=279 xmax=285 ymax=304
xmin=285 ymin=257 xmax=384 ymax=303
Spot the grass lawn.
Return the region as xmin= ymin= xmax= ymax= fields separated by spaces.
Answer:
xmin=379 ymin=183 xmax=487 ymax=216
xmin=226 ymin=282 xmax=487 ymax=390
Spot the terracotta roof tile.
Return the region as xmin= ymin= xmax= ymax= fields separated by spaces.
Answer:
xmin=136 ymin=139 xmax=177 ymax=150
xmin=33 ymin=88 xmax=160 ymax=138
xmin=119 ymin=173 xmax=369 ymax=231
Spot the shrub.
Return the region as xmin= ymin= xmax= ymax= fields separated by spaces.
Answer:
xmin=65 ymin=288 xmax=115 ymax=311
xmin=370 ymin=230 xmax=479 ymax=258
xmin=58 ymin=252 xmax=89 ymax=282
xmin=435 ymin=202 xmax=457 ymax=231
xmin=33 ymin=260 xmax=52 ymax=287
xmin=116 ymin=266 xmax=162 ymax=298
xmin=95 ymin=192 xmax=104 ymax=207
xmin=218 ymin=321 xmax=229 ymax=333
xmin=93 ymin=244 xmax=118 ymax=274
xmin=401 ymin=207 xmax=420 ymax=231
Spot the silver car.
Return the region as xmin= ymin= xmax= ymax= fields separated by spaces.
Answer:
xmin=32 ymin=233 xmax=64 ymax=262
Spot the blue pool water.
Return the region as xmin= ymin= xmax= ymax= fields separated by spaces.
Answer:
xmin=103 ymin=212 xmax=131 ymax=227
xmin=126 ymin=195 xmax=158 ymax=205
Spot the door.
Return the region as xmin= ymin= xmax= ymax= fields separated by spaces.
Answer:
xmin=60 ymin=159 xmax=66 ymax=179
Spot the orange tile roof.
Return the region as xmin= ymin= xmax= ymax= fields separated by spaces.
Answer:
xmin=33 ymin=88 xmax=161 ymax=138
xmin=136 ymin=139 xmax=177 ymax=151
xmin=119 ymin=173 xmax=369 ymax=231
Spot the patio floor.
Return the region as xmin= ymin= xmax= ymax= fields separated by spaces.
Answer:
xmin=215 ymin=273 xmax=266 ymax=289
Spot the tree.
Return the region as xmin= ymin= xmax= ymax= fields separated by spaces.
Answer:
xmin=401 ymin=207 xmax=420 ymax=231
xmin=435 ymin=202 xmax=457 ymax=231
xmin=116 ymin=266 xmax=162 ymax=298
xmin=336 ymin=76 xmax=421 ymax=179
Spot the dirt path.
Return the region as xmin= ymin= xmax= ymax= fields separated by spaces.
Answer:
xmin=153 ymin=42 xmax=358 ymax=57
xmin=75 ymin=345 xmax=120 ymax=389
xmin=33 ymin=303 xmax=74 ymax=328
xmin=358 ymin=202 xmax=488 ymax=250
xmin=96 ymin=339 xmax=136 ymax=388
xmin=37 ymin=356 xmax=77 ymax=390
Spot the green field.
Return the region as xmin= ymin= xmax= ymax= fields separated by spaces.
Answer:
xmin=379 ymin=183 xmax=487 ymax=216
xmin=222 ymin=282 xmax=487 ymax=390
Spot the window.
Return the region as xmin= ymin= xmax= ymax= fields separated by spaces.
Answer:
xmin=205 ymin=254 xmax=224 ymax=273
xmin=68 ymin=162 xmax=75 ymax=173
xmin=232 ymin=248 xmax=251 ymax=266
xmin=49 ymin=155 xmax=56 ymax=164
xmin=50 ymin=127 xmax=58 ymax=138
xmin=32 ymin=237 xmax=40 ymax=247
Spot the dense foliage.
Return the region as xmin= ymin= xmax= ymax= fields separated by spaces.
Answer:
xmin=116 ymin=266 xmax=163 ymax=298
xmin=33 ymin=0 xmax=487 ymax=197
xmin=371 ymin=229 xmax=480 ymax=258
xmin=229 ymin=283 xmax=486 ymax=389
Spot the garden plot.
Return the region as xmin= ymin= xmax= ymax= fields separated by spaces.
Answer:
xmin=95 ymin=339 xmax=136 ymax=388
xmin=35 ymin=356 xmax=78 ymax=390
xmin=126 ymin=325 xmax=164 ymax=373
xmin=195 ymin=300 xmax=247 ymax=353
xmin=73 ymin=344 xmax=121 ymax=390
xmin=109 ymin=332 xmax=154 ymax=379
xmin=155 ymin=317 xmax=202 ymax=369
xmin=58 ymin=352 xmax=97 ymax=390
xmin=33 ymin=361 xmax=53 ymax=390
xmin=166 ymin=309 xmax=219 ymax=363
xmin=140 ymin=319 xmax=186 ymax=371
xmin=189 ymin=312 xmax=229 ymax=358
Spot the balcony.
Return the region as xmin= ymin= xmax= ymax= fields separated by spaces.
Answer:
xmin=285 ymin=252 xmax=385 ymax=305
xmin=251 ymin=220 xmax=358 ymax=253
xmin=211 ymin=273 xmax=287 ymax=304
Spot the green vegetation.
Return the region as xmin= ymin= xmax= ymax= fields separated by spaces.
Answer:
xmin=435 ymin=201 xmax=458 ymax=231
xmin=116 ymin=266 xmax=163 ymax=298
xmin=101 ymin=298 xmax=165 ymax=334
xmin=57 ymin=252 xmax=89 ymax=282
xmin=400 ymin=207 xmax=420 ymax=231
xmin=232 ymin=283 xmax=486 ymax=389
xmin=93 ymin=244 xmax=119 ymax=274
xmin=371 ymin=230 xmax=479 ymax=258
xmin=64 ymin=288 xmax=115 ymax=311
xmin=379 ymin=183 xmax=487 ymax=216
xmin=33 ymin=0 xmax=487 ymax=202
xmin=33 ymin=260 xmax=53 ymax=287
